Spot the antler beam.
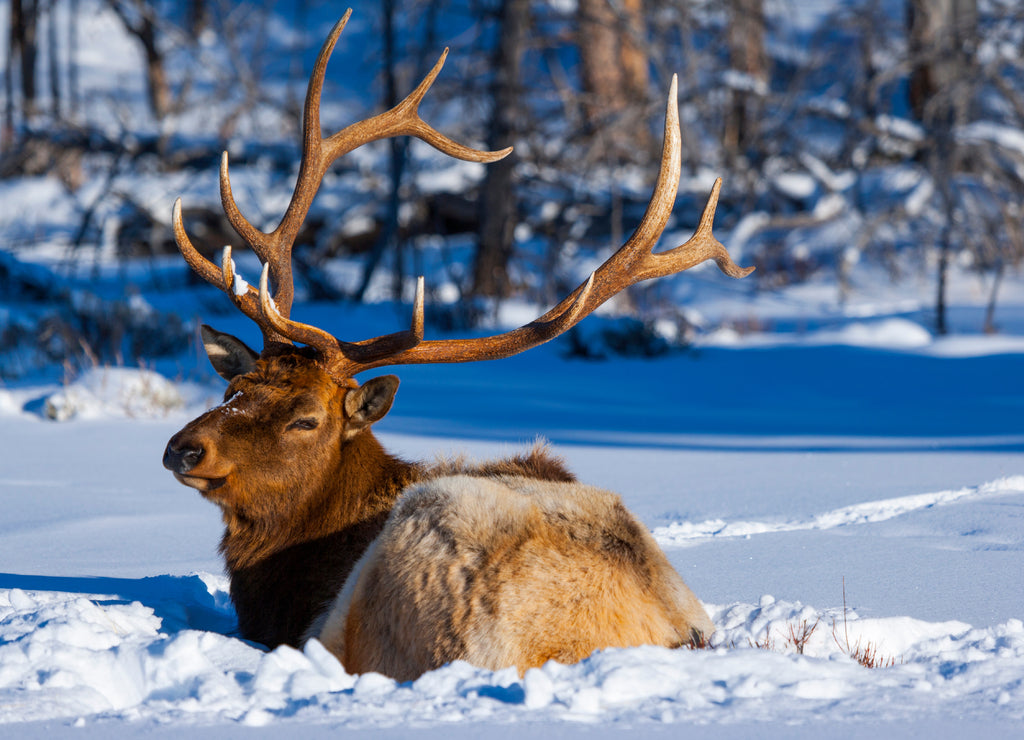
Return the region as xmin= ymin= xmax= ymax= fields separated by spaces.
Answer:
xmin=262 ymin=74 xmax=752 ymax=379
xmin=174 ymin=10 xmax=753 ymax=380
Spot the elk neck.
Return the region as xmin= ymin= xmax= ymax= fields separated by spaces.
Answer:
xmin=220 ymin=428 xmax=422 ymax=648
xmin=220 ymin=428 xmax=422 ymax=573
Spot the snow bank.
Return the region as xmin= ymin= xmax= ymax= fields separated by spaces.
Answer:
xmin=41 ymin=368 xmax=187 ymax=421
xmin=700 ymin=318 xmax=933 ymax=350
xmin=1 ymin=578 xmax=1022 ymax=729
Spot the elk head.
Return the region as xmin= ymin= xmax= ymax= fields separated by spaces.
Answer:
xmin=162 ymin=334 xmax=401 ymax=521
xmin=163 ymin=9 xmax=753 ymax=523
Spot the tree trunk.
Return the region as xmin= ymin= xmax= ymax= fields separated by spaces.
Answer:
xmin=907 ymin=0 xmax=978 ymax=335
xmin=356 ymin=0 xmax=409 ymax=302
xmin=619 ymin=0 xmax=648 ymax=101
xmin=577 ymin=0 xmax=650 ymax=157
xmin=723 ymin=0 xmax=767 ymax=161
xmin=141 ymin=17 xmax=170 ymax=119
xmin=907 ymin=0 xmax=977 ymax=125
xmin=472 ymin=0 xmax=530 ymax=298
xmin=47 ymin=0 xmax=60 ymax=119
xmin=983 ymin=261 xmax=1004 ymax=335
xmin=10 ymin=0 xmax=40 ymax=120
xmin=578 ymin=0 xmax=621 ymax=122
xmin=68 ymin=0 xmax=80 ymax=119
xmin=187 ymin=0 xmax=208 ymax=37
xmin=935 ymin=212 xmax=950 ymax=336
xmin=4 ymin=9 xmax=15 ymax=148
xmin=107 ymin=1 xmax=171 ymax=120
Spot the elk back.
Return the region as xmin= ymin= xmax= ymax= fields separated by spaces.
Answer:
xmin=309 ymin=474 xmax=713 ymax=681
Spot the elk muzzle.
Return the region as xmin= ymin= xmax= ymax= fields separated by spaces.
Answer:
xmin=163 ymin=433 xmax=228 ymax=493
xmin=163 ymin=436 xmax=204 ymax=474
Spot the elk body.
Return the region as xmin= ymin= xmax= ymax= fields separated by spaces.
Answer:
xmin=163 ymin=10 xmax=751 ymax=679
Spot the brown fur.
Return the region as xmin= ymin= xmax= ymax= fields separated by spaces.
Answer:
xmin=428 ymin=445 xmax=577 ymax=484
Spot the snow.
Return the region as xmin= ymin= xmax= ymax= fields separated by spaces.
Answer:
xmin=770 ymin=171 xmax=817 ymax=200
xmin=653 ymin=476 xmax=1024 ymax=544
xmin=701 ymin=317 xmax=934 ymax=349
xmin=960 ymin=121 xmax=1024 ymax=157
xmin=39 ymin=368 xmax=186 ymax=421
xmin=1 ymin=316 xmax=1023 ymax=736
xmin=1 ymin=572 xmax=1021 ymax=731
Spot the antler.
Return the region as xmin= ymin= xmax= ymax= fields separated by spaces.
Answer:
xmin=172 ymin=9 xmax=510 ymax=345
xmin=260 ymin=74 xmax=754 ymax=379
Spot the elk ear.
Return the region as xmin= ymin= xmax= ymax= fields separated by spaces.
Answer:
xmin=201 ymin=325 xmax=259 ymax=380
xmin=344 ymin=375 xmax=399 ymax=430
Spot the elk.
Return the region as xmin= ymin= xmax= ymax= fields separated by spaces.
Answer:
xmin=163 ymin=10 xmax=752 ymax=680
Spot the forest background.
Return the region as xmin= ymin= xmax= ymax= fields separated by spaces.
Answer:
xmin=1 ymin=0 xmax=1021 ymax=379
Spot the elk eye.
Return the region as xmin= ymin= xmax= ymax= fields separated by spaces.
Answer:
xmin=288 ymin=417 xmax=319 ymax=431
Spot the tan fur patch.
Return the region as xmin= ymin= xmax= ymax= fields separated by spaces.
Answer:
xmin=313 ymin=474 xmax=713 ymax=680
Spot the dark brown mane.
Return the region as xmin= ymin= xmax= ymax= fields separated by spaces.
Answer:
xmin=427 ymin=442 xmax=576 ymax=484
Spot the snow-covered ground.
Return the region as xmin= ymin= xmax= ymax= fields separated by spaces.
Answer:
xmin=1 ymin=299 xmax=1022 ymax=737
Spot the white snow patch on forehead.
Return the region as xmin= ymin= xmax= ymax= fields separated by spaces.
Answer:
xmin=207 ymin=391 xmax=247 ymax=416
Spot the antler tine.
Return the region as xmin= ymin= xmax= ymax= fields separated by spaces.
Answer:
xmin=173 ymin=196 xmax=289 ymax=340
xmin=173 ymin=198 xmax=223 ymax=288
xmin=175 ymin=197 xmax=296 ymax=346
xmin=644 ymin=178 xmax=755 ymax=280
xmin=219 ymin=245 xmax=268 ymax=320
xmin=324 ymin=49 xmax=513 ymax=166
xmin=258 ymin=263 xmax=336 ymax=353
xmin=218 ymin=12 xmax=355 ymax=322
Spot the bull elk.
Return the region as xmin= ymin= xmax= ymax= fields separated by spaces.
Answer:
xmin=163 ymin=10 xmax=752 ymax=681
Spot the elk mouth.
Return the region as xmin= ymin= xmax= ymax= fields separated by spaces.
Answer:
xmin=173 ymin=472 xmax=227 ymax=493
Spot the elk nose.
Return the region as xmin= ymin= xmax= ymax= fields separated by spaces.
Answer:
xmin=163 ymin=439 xmax=205 ymax=474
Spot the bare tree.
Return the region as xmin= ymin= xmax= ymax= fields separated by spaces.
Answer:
xmin=472 ymin=0 xmax=531 ymax=298
xmin=187 ymin=0 xmax=208 ymax=37
xmin=907 ymin=0 xmax=978 ymax=334
xmin=5 ymin=0 xmax=41 ymax=143
xmin=106 ymin=0 xmax=172 ymax=121
xmin=723 ymin=0 xmax=768 ymax=163
xmin=46 ymin=0 xmax=61 ymax=119
xmin=68 ymin=0 xmax=80 ymax=119
xmin=577 ymin=0 xmax=650 ymax=159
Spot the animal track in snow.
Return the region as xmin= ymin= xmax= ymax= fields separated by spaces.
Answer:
xmin=654 ymin=475 xmax=1024 ymax=547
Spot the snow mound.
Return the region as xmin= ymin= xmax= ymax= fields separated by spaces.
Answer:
xmin=42 ymin=368 xmax=185 ymax=421
xmin=2 ymin=578 xmax=1023 ymax=728
xmin=824 ymin=318 xmax=933 ymax=348
xmin=700 ymin=318 xmax=933 ymax=350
